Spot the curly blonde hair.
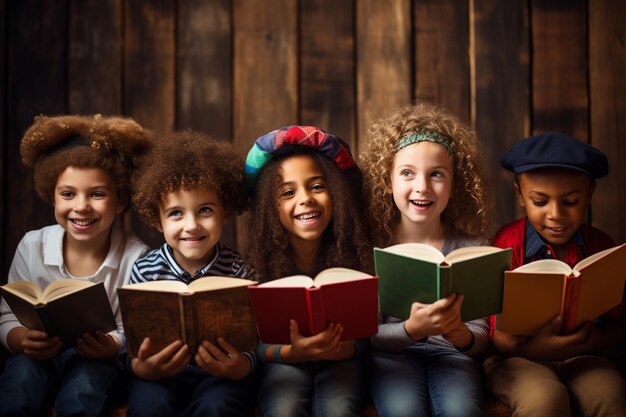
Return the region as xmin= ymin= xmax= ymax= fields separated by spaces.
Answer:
xmin=20 ymin=114 xmax=153 ymax=205
xmin=360 ymin=103 xmax=492 ymax=247
xmin=132 ymin=130 xmax=248 ymax=227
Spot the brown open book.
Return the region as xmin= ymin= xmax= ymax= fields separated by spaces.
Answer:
xmin=498 ymin=243 xmax=626 ymax=335
xmin=117 ymin=277 xmax=257 ymax=357
xmin=0 ymin=280 xmax=117 ymax=346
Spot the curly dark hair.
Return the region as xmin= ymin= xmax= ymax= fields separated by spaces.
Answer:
xmin=360 ymin=103 xmax=493 ymax=247
xmin=20 ymin=114 xmax=153 ymax=205
xmin=245 ymin=150 xmax=373 ymax=281
xmin=132 ymin=130 xmax=248 ymax=227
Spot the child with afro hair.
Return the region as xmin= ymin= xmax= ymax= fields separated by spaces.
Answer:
xmin=0 ymin=114 xmax=153 ymax=416
xmin=127 ymin=130 xmax=257 ymax=417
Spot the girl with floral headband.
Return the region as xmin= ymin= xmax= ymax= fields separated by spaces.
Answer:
xmin=0 ymin=114 xmax=152 ymax=416
xmin=244 ymin=125 xmax=372 ymax=417
xmin=360 ymin=103 xmax=493 ymax=417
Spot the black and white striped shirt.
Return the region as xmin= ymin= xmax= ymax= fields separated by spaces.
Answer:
xmin=130 ymin=242 xmax=254 ymax=284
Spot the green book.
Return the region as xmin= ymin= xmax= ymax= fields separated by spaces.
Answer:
xmin=374 ymin=243 xmax=512 ymax=322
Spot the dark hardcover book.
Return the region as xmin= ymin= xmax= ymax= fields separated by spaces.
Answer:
xmin=118 ymin=277 xmax=258 ymax=357
xmin=0 ymin=280 xmax=117 ymax=346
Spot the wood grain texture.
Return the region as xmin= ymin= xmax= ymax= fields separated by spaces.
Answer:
xmin=177 ymin=0 xmax=236 ymax=248
xmin=233 ymin=0 xmax=297 ymax=246
xmin=177 ymin=0 xmax=232 ymax=138
xmin=5 ymin=1 xmax=66 ymax=276
xmin=124 ymin=0 xmax=175 ymax=134
xmin=300 ymin=0 xmax=356 ymax=151
xmin=0 ymin=0 xmax=6 ymax=279
xmin=415 ymin=0 xmax=470 ymax=123
xmin=68 ymin=0 xmax=123 ymax=115
xmin=589 ymin=1 xmax=626 ymax=242
xmin=531 ymin=0 xmax=587 ymax=139
xmin=356 ymin=0 xmax=412 ymax=149
xmin=471 ymin=0 xmax=530 ymax=234
xmin=124 ymin=0 xmax=175 ymax=248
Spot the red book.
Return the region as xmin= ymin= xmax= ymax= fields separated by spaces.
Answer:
xmin=248 ymin=267 xmax=379 ymax=344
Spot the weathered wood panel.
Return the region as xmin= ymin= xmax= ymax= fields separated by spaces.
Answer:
xmin=531 ymin=0 xmax=588 ymax=139
xmin=415 ymin=0 xmax=470 ymax=124
xmin=356 ymin=0 xmax=412 ymax=145
xmin=124 ymin=0 xmax=175 ymax=134
xmin=177 ymin=0 xmax=232 ymax=138
xmin=471 ymin=0 xmax=530 ymax=234
xmin=124 ymin=0 xmax=175 ymax=248
xmin=68 ymin=0 xmax=123 ymax=115
xmin=177 ymin=0 xmax=236 ymax=248
xmin=0 ymin=0 xmax=6 ymax=278
xmin=300 ymin=0 xmax=356 ymax=151
xmin=589 ymin=1 xmax=626 ymax=243
xmin=5 ymin=1 xmax=67 ymax=279
xmin=233 ymin=0 xmax=297 ymax=246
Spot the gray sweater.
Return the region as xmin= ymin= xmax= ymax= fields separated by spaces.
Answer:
xmin=370 ymin=234 xmax=490 ymax=358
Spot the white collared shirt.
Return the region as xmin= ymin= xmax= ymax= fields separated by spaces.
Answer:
xmin=0 ymin=222 xmax=148 ymax=353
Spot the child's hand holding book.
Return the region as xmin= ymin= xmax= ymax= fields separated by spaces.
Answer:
xmin=130 ymin=338 xmax=191 ymax=381
xmin=279 ymin=320 xmax=354 ymax=363
xmin=195 ymin=337 xmax=251 ymax=380
xmin=404 ymin=293 xmax=464 ymax=341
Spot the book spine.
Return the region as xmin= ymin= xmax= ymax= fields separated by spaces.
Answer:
xmin=439 ymin=266 xmax=452 ymax=298
xmin=561 ymin=275 xmax=581 ymax=333
xmin=308 ymin=289 xmax=325 ymax=335
xmin=37 ymin=306 xmax=58 ymax=338
xmin=180 ymin=294 xmax=197 ymax=353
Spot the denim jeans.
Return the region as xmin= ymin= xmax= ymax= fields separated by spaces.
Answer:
xmin=126 ymin=365 xmax=258 ymax=417
xmin=0 ymin=348 xmax=123 ymax=417
xmin=258 ymin=359 xmax=366 ymax=417
xmin=370 ymin=344 xmax=484 ymax=417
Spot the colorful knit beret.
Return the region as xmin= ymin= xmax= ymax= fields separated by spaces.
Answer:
xmin=244 ymin=125 xmax=359 ymax=187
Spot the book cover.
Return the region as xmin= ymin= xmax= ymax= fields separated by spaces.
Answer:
xmin=117 ymin=277 xmax=258 ymax=357
xmin=498 ymin=243 xmax=626 ymax=335
xmin=0 ymin=280 xmax=117 ymax=346
xmin=248 ymin=267 xmax=379 ymax=344
xmin=374 ymin=244 xmax=512 ymax=322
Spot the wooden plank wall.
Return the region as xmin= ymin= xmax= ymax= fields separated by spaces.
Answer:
xmin=1 ymin=0 xmax=625 ymax=278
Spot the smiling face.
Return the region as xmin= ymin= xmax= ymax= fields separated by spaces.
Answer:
xmin=157 ymin=187 xmax=227 ymax=275
xmin=515 ymin=168 xmax=594 ymax=251
xmin=54 ymin=166 xmax=125 ymax=250
xmin=390 ymin=142 xmax=453 ymax=231
xmin=277 ymin=154 xmax=333 ymax=250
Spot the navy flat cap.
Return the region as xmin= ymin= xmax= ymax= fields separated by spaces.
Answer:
xmin=501 ymin=132 xmax=608 ymax=179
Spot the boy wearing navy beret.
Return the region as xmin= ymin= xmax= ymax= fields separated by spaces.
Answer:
xmin=484 ymin=132 xmax=626 ymax=417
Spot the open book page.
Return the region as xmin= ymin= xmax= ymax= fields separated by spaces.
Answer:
xmin=313 ymin=267 xmax=373 ymax=286
xmin=378 ymin=243 xmax=445 ymax=263
xmin=1 ymin=282 xmax=42 ymax=304
xmin=187 ymin=277 xmax=255 ymax=292
xmin=575 ymin=244 xmax=624 ymax=271
xmin=121 ymin=280 xmax=190 ymax=293
xmin=257 ymin=276 xmax=313 ymax=288
xmin=512 ymin=259 xmax=573 ymax=274
xmin=42 ymin=280 xmax=96 ymax=302
xmin=445 ymin=246 xmax=507 ymax=263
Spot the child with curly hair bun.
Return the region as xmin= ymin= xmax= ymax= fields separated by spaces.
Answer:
xmin=0 ymin=114 xmax=153 ymax=416
xmin=360 ymin=103 xmax=492 ymax=417
xmin=127 ymin=130 xmax=257 ymax=417
xmin=244 ymin=126 xmax=372 ymax=417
